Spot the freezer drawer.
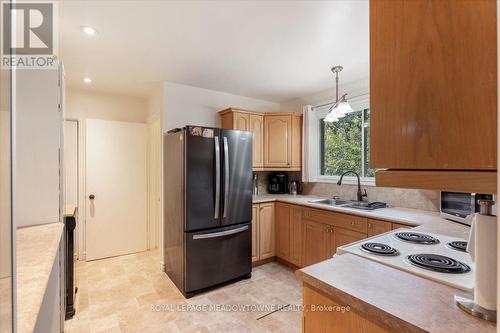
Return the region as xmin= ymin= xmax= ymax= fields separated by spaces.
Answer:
xmin=185 ymin=222 xmax=251 ymax=294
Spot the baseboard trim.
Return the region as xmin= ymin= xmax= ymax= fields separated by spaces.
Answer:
xmin=252 ymin=257 xmax=276 ymax=267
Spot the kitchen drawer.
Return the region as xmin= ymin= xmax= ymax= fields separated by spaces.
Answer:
xmin=302 ymin=208 xmax=367 ymax=234
xmin=392 ymin=223 xmax=412 ymax=230
xmin=367 ymin=219 xmax=392 ymax=237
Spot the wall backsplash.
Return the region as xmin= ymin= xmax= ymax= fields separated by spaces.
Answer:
xmin=303 ymin=182 xmax=440 ymax=212
xmin=255 ymin=171 xmax=440 ymax=212
xmin=254 ymin=171 xmax=301 ymax=195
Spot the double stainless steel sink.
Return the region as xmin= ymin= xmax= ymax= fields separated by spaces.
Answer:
xmin=308 ymin=198 xmax=387 ymax=211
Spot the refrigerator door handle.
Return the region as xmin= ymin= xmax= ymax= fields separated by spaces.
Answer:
xmin=214 ymin=136 xmax=220 ymax=219
xmin=223 ymin=136 xmax=229 ymax=218
xmin=192 ymin=225 xmax=248 ymax=240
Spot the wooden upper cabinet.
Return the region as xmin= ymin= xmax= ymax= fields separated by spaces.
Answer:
xmin=249 ymin=114 xmax=264 ymax=168
xmin=233 ymin=112 xmax=250 ymax=131
xmin=370 ymin=0 xmax=497 ymax=193
xmin=219 ymin=109 xmax=302 ymax=171
xmin=290 ymin=114 xmax=302 ymax=168
xmin=264 ymin=114 xmax=292 ymax=167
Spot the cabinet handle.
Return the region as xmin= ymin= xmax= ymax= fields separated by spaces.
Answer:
xmin=368 ymin=223 xmax=372 ymax=228
xmin=350 ymin=221 xmax=355 ymax=226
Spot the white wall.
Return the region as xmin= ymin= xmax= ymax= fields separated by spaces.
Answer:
xmin=66 ymin=88 xmax=148 ymax=123
xmin=162 ymin=82 xmax=280 ymax=132
xmin=65 ymin=88 xmax=149 ymax=260
xmin=146 ymin=83 xmax=163 ymax=124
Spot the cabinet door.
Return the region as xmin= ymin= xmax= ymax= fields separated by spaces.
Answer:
xmin=392 ymin=223 xmax=411 ymax=230
xmin=249 ymin=114 xmax=264 ymax=168
xmin=264 ymin=115 xmax=292 ymax=167
xmin=303 ymin=220 xmax=330 ymax=266
xmin=251 ymin=204 xmax=259 ymax=262
xmin=289 ymin=206 xmax=303 ymax=267
xmin=258 ymin=203 xmax=275 ymax=259
xmin=233 ymin=112 xmax=250 ymax=131
xmin=332 ymin=228 xmax=366 ymax=255
xmin=367 ymin=219 xmax=392 ymax=237
xmin=275 ymin=203 xmax=291 ymax=261
xmin=303 ymin=285 xmax=392 ymax=333
xmin=291 ymin=114 xmax=302 ymax=168
xmin=370 ymin=0 xmax=496 ymax=170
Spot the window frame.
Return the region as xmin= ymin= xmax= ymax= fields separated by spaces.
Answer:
xmin=315 ymin=99 xmax=375 ymax=187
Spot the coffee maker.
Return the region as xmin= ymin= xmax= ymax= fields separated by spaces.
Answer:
xmin=268 ymin=173 xmax=288 ymax=194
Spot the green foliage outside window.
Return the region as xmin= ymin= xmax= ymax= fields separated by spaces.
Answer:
xmin=321 ymin=109 xmax=375 ymax=178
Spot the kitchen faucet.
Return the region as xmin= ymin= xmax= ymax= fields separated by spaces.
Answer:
xmin=337 ymin=170 xmax=368 ymax=202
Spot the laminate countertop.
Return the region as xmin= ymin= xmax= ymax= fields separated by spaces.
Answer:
xmin=253 ymin=194 xmax=467 ymax=237
xmin=17 ymin=223 xmax=64 ymax=333
xmin=258 ymin=195 xmax=496 ymax=332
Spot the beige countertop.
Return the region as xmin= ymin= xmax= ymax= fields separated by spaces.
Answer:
xmin=297 ymin=254 xmax=495 ymax=333
xmin=269 ymin=194 xmax=493 ymax=332
xmin=17 ymin=223 xmax=64 ymax=333
xmin=253 ymin=193 xmax=453 ymax=228
xmin=64 ymin=204 xmax=77 ymax=217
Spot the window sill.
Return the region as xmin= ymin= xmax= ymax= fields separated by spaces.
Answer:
xmin=315 ymin=175 xmax=376 ymax=187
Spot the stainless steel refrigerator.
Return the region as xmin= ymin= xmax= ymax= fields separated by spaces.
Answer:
xmin=164 ymin=126 xmax=253 ymax=298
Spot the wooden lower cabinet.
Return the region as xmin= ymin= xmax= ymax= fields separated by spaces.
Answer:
xmin=302 ymin=220 xmax=367 ymax=267
xmin=289 ymin=206 xmax=303 ymax=267
xmin=303 ymin=220 xmax=332 ymax=267
xmin=257 ymin=203 xmax=403 ymax=268
xmin=258 ymin=202 xmax=275 ymax=260
xmin=333 ymin=228 xmax=366 ymax=250
xmin=251 ymin=204 xmax=259 ymax=262
xmin=276 ymin=203 xmax=304 ymax=267
xmin=367 ymin=219 xmax=392 ymax=237
xmin=392 ymin=223 xmax=411 ymax=230
xmin=303 ymin=284 xmax=392 ymax=333
xmin=276 ymin=203 xmax=291 ymax=261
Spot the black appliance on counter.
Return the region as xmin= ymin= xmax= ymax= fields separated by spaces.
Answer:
xmin=268 ymin=173 xmax=288 ymax=194
xmin=164 ymin=126 xmax=253 ymax=298
xmin=63 ymin=209 xmax=77 ymax=319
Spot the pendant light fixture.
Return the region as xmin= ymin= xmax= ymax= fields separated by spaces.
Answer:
xmin=323 ymin=66 xmax=354 ymax=122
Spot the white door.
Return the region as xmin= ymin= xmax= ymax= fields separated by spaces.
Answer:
xmin=86 ymin=119 xmax=147 ymax=260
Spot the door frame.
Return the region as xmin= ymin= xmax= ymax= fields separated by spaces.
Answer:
xmin=64 ymin=118 xmax=82 ymax=259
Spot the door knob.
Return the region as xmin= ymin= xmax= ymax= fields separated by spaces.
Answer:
xmin=89 ymin=194 xmax=95 ymax=200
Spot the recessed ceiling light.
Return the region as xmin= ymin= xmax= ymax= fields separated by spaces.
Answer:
xmin=81 ymin=26 xmax=97 ymax=35
xmin=83 ymin=77 xmax=92 ymax=84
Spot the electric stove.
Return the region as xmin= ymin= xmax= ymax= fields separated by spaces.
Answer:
xmin=336 ymin=229 xmax=474 ymax=291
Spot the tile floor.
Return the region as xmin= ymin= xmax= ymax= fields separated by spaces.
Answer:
xmin=65 ymin=250 xmax=302 ymax=333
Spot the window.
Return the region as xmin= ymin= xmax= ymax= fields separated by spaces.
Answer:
xmin=320 ymin=108 xmax=374 ymax=179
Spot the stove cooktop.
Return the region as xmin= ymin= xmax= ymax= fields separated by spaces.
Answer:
xmin=336 ymin=229 xmax=474 ymax=291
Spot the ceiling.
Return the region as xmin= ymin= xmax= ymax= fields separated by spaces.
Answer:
xmin=59 ymin=0 xmax=369 ymax=102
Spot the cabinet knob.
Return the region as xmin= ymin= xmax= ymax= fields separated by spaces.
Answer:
xmin=350 ymin=221 xmax=355 ymax=226
xmin=368 ymin=223 xmax=372 ymax=228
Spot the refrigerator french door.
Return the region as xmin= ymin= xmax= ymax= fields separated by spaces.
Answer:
xmin=185 ymin=127 xmax=252 ymax=232
xmin=164 ymin=126 xmax=253 ymax=297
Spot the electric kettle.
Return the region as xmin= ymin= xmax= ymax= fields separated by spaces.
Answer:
xmin=289 ymin=180 xmax=303 ymax=195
